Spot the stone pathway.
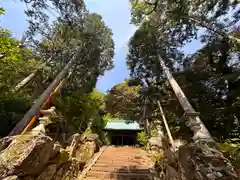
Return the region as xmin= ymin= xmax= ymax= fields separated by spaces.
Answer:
xmin=82 ymin=146 xmax=155 ymax=180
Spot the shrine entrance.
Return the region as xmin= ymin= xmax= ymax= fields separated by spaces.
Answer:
xmin=103 ymin=120 xmax=142 ymax=146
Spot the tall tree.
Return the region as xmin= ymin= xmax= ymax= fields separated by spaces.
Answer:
xmin=105 ymin=80 xmax=141 ymax=120
xmin=130 ymin=0 xmax=240 ymax=43
xmin=127 ymin=0 xmax=240 ymax=140
xmin=1 ymin=1 xmax=115 ymax=136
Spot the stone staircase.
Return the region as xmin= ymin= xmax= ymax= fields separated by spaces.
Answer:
xmin=83 ymin=146 xmax=155 ymax=180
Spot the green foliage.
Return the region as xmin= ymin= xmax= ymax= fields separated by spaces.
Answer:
xmin=0 ymin=3 xmax=114 ymax=137
xmin=0 ymin=92 xmax=31 ymax=136
xmin=53 ymin=89 xmax=104 ymax=132
xmin=151 ymin=151 xmax=164 ymax=163
xmin=137 ymin=131 xmax=148 ymax=146
xmin=130 ymin=0 xmax=239 ymax=42
xmin=0 ymin=28 xmax=24 ymax=62
xmin=219 ymin=139 xmax=240 ymax=167
xmin=105 ymin=80 xmax=141 ymax=120
xmin=151 ymin=126 xmax=158 ymax=137
xmin=35 ymin=11 xmax=114 ymax=92
xmin=127 ymin=0 xmax=240 ymax=141
xmin=102 ymin=113 xmax=119 ymax=126
xmin=0 ymin=7 xmax=5 ymax=16
xmin=0 ymin=16 xmax=41 ymax=136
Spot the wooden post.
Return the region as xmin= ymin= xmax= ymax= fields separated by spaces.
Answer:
xmin=146 ymin=118 xmax=151 ymax=138
xmin=158 ymin=55 xmax=214 ymax=142
xmin=157 ymin=100 xmax=175 ymax=150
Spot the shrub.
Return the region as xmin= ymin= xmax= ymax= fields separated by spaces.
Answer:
xmin=151 ymin=151 xmax=164 ymax=162
xmin=137 ymin=131 xmax=148 ymax=146
xmin=219 ymin=139 xmax=240 ymax=167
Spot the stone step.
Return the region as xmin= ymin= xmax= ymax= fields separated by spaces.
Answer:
xmin=82 ymin=146 xmax=154 ymax=180
xmin=97 ymin=157 xmax=147 ymax=162
xmin=87 ymin=171 xmax=153 ymax=180
xmin=93 ymin=163 xmax=152 ymax=169
xmin=100 ymin=153 xmax=144 ymax=156
xmin=85 ymin=178 xmax=152 ymax=180
xmin=85 ymin=178 xmax=151 ymax=180
xmin=104 ymin=150 xmax=143 ymax=153
xmin=102 ymin=152 xmax=144 ymax=156
xmin=90 ymin=166 xmax=151 ymax=174
xmin=100 ymin=154 xmax=144 ymax=158
xmin=104 ymin=148 xmax=142 ymax=152
xmin=96 ymin=159 xmax=150 ymax=166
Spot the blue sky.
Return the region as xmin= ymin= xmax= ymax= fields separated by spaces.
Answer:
xmin=0 ymin=0 xmax=203 ymax=93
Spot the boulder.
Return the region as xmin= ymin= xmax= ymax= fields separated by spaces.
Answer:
xmin=149 ymin=137 xmax=162 ymax=147
xmin=21 ymin=176 xmax=36 ymax=180
xmin=173 ymin=139 xmax=187 ymax=151
xmin=178 ymin=142 xmax=238 ymax=180
xmin=0 ymin=134 xmax=54 ymax=178
xmin=49 ymin=142 xmax=61 ymax=160
xmin=66 ymin=133 xmax=81 ymax=146
xmin=0 ymin=136 xmax=14 ymax=152
xmin=2 ymin=175 xmax=18 ymax=180
xmin=0 ymin=132 xmax=101 ymax=180
xmin=37 ymin=164 xmax=57 ymax=180
xmin=85 ymin=134 xmax=99 ymax=142
xmin=75 ymin=141 xmax=97 ymax=162
xmin=65 ymin=134 xmax=81 ymax=157
xmin=51 ymin=158 xmax=85 ymax=180
xmin=155 ymin=141 xmax=238 ymax=180
xmin=148 ymin=137 xmax=163 ymax=152
xmin=66 ymin=133 xmax=100 ymax=160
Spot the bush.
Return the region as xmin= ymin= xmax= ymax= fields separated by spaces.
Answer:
xmin=137 ymin=131 xmax=148 ymax=146
xmin=219 ymin=139 xmax=240 ymax=167
xmin=151 ymin=151 xmax=164 ymax=162
xmin=151 ymin=127 xmax=158 ymax=137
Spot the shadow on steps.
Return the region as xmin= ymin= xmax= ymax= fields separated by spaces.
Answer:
xmin=109 ymin=165 xmax=154 ymax=180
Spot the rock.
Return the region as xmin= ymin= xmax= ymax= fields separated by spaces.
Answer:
xmin=178 ymin=142 xmax=238 ymax=180
xmin=75 ymin=141 xmax=97 ymax=162
xmin=65 ymin=134 xmax=81 ymax=157
xmin=47 ymin=148 xmax=70 ymax=167
xmin=172 ymin=139 xmax=187 ymax=151
xmin=66 ymin=134 xmax=81 ymax=146
xmin=0 ymin=134 xmax=54 ymax=178
xmin=165 ymin=165 xmax=180 ymax=180
xmin=37 ymin=164 xmax=57 ymax=180
xmin=148 ymin=137 xmax=163 ymax=151
xmin=0 ymin=136 xmax=14 ymax=152
xmin=66 ymin=133 xmax=100 ymax=160
xmin=50 ymin=142 xmax=61 ymax=160
xmin=155 ymin=142 xmax=238 ymax=180
xmin=85 ymin=134 xmax=99 ymax=142
xmin=21 ymin=176 xmax=36 ymax=180
xmin=37 ymin=148 xmax=72 ymax=180
xmin=51 ymin=158 xmax=85 ymax=180
xmin=149 ymin=137 xmax=162 ymax=147
xmin=164 ymin=149 xmax=178 ymax=168
xmin=2 ymin=175 xmax=18 ymax=180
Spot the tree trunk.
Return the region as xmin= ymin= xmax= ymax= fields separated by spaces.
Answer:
xmin=9 ymin=53 xmax=80 ymax=136
xmin=158 ymin=55 xmax=214 ymax=142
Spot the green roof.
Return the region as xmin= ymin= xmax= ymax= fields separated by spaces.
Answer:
xmin=104 ymin=120 xmax=142 ymax=131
